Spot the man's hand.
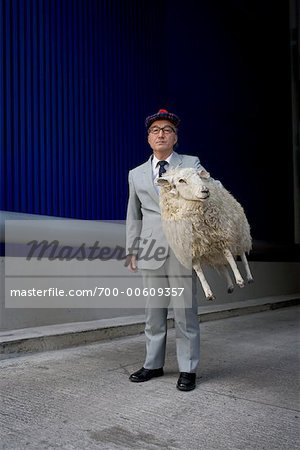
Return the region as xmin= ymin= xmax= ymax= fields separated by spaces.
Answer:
xmin=126 ymin=254 xmax=138 ymax=272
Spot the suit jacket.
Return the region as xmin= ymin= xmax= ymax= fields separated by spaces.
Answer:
xmin=126 ymin=151 xmax=203 ymax=270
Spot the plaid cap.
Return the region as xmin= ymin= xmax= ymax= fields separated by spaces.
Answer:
xmin=145 ymin=109 xmax=180 ymax=129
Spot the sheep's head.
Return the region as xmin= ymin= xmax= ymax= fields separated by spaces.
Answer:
xmin=156 ymin=167 xmax=211 ymax=201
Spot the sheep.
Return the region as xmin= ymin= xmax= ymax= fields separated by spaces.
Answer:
xmin=156 ymin=167 xmax=253 ymax=300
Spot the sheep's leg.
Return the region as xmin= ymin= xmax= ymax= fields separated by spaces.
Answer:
xmin=241 ymin=252 xmax=254 ymax=283
xmin=223 ymin=249 xmax=244 ymax=288
xmin=220 ymin=265 xmax=234 ymax=293
xmin=193 ymin=262 xmax=215 ymax=301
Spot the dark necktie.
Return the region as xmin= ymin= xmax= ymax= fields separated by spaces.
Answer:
xmin=158 ymin=160 xmax=168 ymax=177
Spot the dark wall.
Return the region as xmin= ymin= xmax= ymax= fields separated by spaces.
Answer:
xmin=163 ymin=0 xmax=294 ymax=242
xmin=0 ymin=0 xmax=294 ymax=242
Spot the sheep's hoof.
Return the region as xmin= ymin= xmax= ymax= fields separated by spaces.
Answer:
xmin=206 ymin=294 xmax=215 ymax=301
xmin=227 ymin=286 xmax=234 ymax=294
xmin=237 ymin=280 xmax=245 ymax=288
xmin=247 ymin=278 xmax=254 ymax=284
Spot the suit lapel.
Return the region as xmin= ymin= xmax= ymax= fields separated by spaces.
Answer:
xmin=142 ymin=155 xmax=159 ymax=203
xmin=169 ymin=151 xmax=183 ymax=168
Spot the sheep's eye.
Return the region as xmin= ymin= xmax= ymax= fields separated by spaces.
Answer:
xmin=178 ymin=179 xmax=186 ymax=183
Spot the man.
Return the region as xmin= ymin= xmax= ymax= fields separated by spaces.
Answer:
xmin=126 ymin=109 xmax=204 ymax=391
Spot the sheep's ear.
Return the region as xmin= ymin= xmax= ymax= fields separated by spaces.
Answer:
xmin=156 ymin=177 xmax=170 ymax=186
xmin=198 ymin=169 xmax=210 ymax=179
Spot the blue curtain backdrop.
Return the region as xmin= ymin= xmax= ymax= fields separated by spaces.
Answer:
xmin=0 ymin=0 xmax=294 ymax=242
xmin=0 ymin=0 xmax=165 ymax=220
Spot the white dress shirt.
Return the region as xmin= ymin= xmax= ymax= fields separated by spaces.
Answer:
xmin=152 ymin=153 xmax=173 ymax=190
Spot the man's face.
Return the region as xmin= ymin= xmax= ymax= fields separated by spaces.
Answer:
xmin=147 ymin=120 xmax=178 ymax=154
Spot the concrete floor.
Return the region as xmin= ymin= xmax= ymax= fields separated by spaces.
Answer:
xmin=0 ymin=306 xmax=299 ymax=450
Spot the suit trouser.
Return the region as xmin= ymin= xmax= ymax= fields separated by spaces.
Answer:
xmin=141 ymin=252 xmax=200 ymax=373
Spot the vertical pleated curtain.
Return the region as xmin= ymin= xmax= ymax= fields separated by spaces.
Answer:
xmin=0 ymin=0 xmax=165 ymax=219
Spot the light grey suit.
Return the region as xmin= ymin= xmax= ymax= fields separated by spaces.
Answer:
xmin=126 ymin=151 xmax=202 ymax=373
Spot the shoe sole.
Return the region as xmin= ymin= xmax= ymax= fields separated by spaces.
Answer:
xmin=176 ymin=384 xmax=196 ymax=391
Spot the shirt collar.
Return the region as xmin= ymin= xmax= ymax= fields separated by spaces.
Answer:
xmin=152 ymin=152 xmax=173 ymax=169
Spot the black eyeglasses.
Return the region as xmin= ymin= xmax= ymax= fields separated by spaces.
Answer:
xmin=148 ymin=125 xmax=176 ymax=135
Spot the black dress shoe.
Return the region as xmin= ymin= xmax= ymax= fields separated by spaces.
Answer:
xmin=176 ymin=372 xmax=196 ymax=391
xmin=129 ymin=367 xmax=164 ymax=382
